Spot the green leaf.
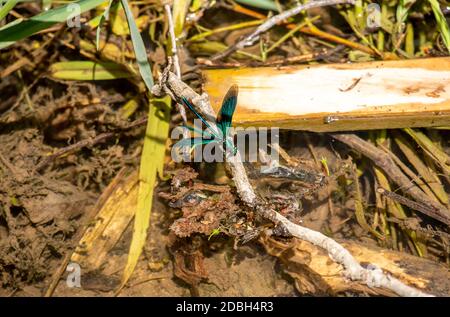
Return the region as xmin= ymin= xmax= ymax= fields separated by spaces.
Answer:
xmin=50 ymin=61 xmax=133 ymax=80
xmin=189 ymin=41 xmax=263 ymax=61
xmin=0 ymin=0 xmax=106 ymax=49
xmin=396 ymin=0 xmax=416 ymax=24
xmin=173 ymin=0 xmax=190 ymax=38
xmin=394 ymin=0 xmax=416 ymax=44
xmin=404 ymin=128 xmax=450 ymax=175
xmin=235 ymin=0 xmax=278 ymax=12
xmin=118 ymin=97 xmax=139 ymax=119
xmin=105 ymin=0 xmax=158 ymax=292
xmin=119 ymin=96 xmax=171 ymax=291
xmin=120 ymin=0 xmax=153 ymax=90
xmin=96 ymin=0 xmax=114 ymax=50
xmin=394 ymin=134 xmax=448 ymax=205
xmin=208 ymin=228 xmax=221 ymax=240
xmin=42 ymin=0 xmax=53 ymax=11
xmin=0 ymin=0 xmax=18 ymax=21
xmin=428 ymin=0 xmax=450 ymax=52
xmin=353 ymin=166 xmax=385 ymax=240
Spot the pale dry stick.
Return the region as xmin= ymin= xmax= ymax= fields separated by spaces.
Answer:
xmin=211 ymin=0 xmax=355 ymax=61
xmin=164 ymin=3 xmax=181 ymax=79
xmin=226 ymin=2 xmax=376 ymax=56
xmin=152 ymin=71 xmax=433 ymax=297
xmin=164 ymin=3 xmax=189 ymax=129
xmin=274 ymin=212 xmax=431 ymax=297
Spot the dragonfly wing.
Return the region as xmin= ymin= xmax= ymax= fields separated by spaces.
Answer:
xmin=183 ymin=125 xmax=214 ymax=139
xmin=173 ymin=137 xmax=214 ymax=154
xmin=181 ymin=97 xmax=218 ymax=138
xmin=217 ymin=84 xmax=238 ymax=136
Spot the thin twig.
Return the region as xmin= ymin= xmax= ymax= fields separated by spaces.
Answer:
xmin=226 ymin=2 xmax=376 ymax=56
xmin=152 ymin=71 xmax=433 ymax=297
xmin=377 ymin=187 xmax=444 ymax=221
xmin=164 ymin=2 xmax=189 ymax=146
xmin=164 ymin=4 xmax=181 ymax=79
xmin=211 ymin=0 xmax=355 ymax=61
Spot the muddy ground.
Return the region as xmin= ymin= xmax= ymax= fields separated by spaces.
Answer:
xmin=0 ymin=98 xmax=371 ymax=296
xmin=1 ymin=1 xmax=450 ymax=297
xmin=0 ymin=109 xmax=339 ymax=296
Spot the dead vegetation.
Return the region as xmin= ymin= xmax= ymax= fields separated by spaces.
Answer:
xmin=0 ymin=0 xmax=449 ymax=296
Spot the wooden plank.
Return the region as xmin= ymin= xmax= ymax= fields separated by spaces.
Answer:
xmin=202 ymin=57 xmax=450 ymax=132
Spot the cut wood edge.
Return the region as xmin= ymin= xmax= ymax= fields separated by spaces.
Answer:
xmin=203 ymin=57 xmax=450 ymax=132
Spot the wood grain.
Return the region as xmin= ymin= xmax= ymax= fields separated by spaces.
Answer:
xmin=203 ymin=57 xmax=450 ymax=132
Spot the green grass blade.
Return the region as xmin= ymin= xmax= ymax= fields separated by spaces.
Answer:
xmin=0 ymin=0 xmax=106 ymax=49
xmin=396 ymin=0 xmax=416 ymax=24
xmin=235 ymin=0 xmax=278 ymax=11
xmin=120 ymin=0 xmax=153 ymax=90
xmin=119 ymin=96 xmax=171 ymax=292
xmin=115 ymin=0 xmax=159 ymax=291
xmin=394 ymin=134 xmax=448 ymax=205
xmin=188 ymin=19 xmax=263 ymax=42
xmin=96 ymin=0 xmax=114 ymax=50
xmin=404 ymin=128 xmax=450 ymax=175
xmin=428 ymin=0 xmax=450 ymax=52
xmin=0 ymin=0 xmax=18 ymax=21
xmin=173 ymin=0 xmax=190 ymax=38
xmin=50 ymin=61 xmax=133 ymax=80
xmin=189 ymin=41 xmax=263 ymax=61
xmin=353 ymin=167 xmax=385 ymax=240
xmin=42 ymin=0 xmax=53 ymax=11
xmin=393 ymin=0 xmax=416 ymax=47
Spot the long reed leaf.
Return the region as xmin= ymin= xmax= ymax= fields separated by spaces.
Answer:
xmin=428 ymin=0 xmax=450 ymax=52
xmin=0 ymin=0 xmax=18 ymax=21
xmin=119 ymin=0 xmax=153 ymax=90
xmin=0 ymin=0 xmax=106 ymax=49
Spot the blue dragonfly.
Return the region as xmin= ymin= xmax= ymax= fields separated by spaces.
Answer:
xmin=174 ymin=85 xmax=239 ymax=157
